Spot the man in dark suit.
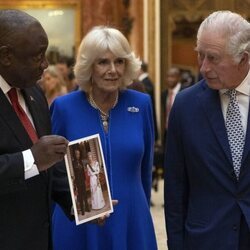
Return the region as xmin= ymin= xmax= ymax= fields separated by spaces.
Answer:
xmin=138 ymin=62 xmax=159 ymax=205
xmin=0 ymin=9 xmax=71 ymax=250
xmin=138 ymin=62 xmax=158 ymax=141
xmin=161 ymin=67 xmax=182 ymax=145
xmin=73 ymin=148 xmax=90 ymax=215
xmin=164 ymin=11 xmax=250 ymax=250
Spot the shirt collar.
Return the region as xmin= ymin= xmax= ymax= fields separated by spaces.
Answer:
xmin=138 ymin=72 xmax=148 ymax=82
xmin=0 ymin=75 xmax=12 ymax=95
xmin=171 ymin=82 xmax=181 ymax=94
xmin=220 ymin=69 xmax=250 ymax=96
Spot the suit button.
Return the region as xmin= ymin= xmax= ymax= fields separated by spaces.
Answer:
xmin=233 ymin=225 xmax=238 ymax=231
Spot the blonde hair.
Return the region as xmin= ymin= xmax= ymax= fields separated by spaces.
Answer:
xmin=74 ymin=26 xmax=141 ymax=92
xmin=42 ymin=65 xmax=66 ymax=104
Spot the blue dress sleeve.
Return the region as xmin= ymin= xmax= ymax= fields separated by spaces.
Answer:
xmin=50 ymin=99 xmax=66 ymax=136
xmin=141 ymin=95 xmax=155 ymax=205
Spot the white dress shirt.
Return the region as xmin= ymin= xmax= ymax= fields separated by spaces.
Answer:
xmin=138 ymin=72 xmax=148 ymax=82
xmin=169 ymin=82 xmax=181 ymax=106
xmin=0 ymin=75 xmax=39 ymax=179
xmin=219 ymin=69 xmax=250 ymax=136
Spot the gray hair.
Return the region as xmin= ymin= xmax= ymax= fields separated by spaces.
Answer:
xmin=74 ymin=26 xmax=141 ymax=92
xmin=197 ymin=10 xmax=250 ymax=63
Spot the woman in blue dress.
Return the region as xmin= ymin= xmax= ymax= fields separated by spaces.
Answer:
xmin=51 ymin=26 xmax=157 ymax=250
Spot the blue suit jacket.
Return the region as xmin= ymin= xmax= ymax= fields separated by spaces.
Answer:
xmin=164 ymin=79 xmax=250 ymax=250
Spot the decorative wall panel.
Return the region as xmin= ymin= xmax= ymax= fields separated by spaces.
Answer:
xmin=168 ymin=0 xmax=215 ymax=11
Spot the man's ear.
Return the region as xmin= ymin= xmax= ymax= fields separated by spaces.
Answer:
xmin=239 ymin=51 xmax=249 ymax=68
xmin=0 ymin=46 xmax=12 ymax=66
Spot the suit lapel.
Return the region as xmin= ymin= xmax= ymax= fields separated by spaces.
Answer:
xmin=22 ymin=88 xmax=51 ymax=181
xmin=22 ymin=87 xmax=49 ymax=138
xmin=240 ymin=101 xmax=250 ymax=171
xmin=198 ymin=83 xmax=232 ymax=166
xmin=0 ymin=89 xmax=32 ymax=145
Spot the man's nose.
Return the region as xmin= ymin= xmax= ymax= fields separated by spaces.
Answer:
xmin=41 ymin=57 xmax=49 ymax=70
xmin=199 ymin=58 xmax=210 ymax=74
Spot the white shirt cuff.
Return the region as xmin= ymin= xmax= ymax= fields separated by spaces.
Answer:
xmin=22 ymin=149 xmax=39 ymax=179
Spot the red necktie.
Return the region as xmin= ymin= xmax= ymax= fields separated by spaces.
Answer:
xmin=8 ymin=88 xmax=38 ymax=143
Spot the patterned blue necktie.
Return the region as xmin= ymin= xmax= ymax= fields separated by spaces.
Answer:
xmin=225 ymin=89 xmax=245 ymax=179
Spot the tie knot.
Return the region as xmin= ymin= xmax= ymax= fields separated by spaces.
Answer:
xmin=226 ymin=89 xmax=237 ymax=101
xmin=8 ymin=88 xmax=18 ymax=103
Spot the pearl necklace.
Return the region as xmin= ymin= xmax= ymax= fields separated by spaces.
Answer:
xmin=88 ymin=92 xmax=119 ymax=131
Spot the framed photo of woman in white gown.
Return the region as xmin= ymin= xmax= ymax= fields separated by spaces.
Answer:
xmin=64 ymin=134 xmax=113 ymax=225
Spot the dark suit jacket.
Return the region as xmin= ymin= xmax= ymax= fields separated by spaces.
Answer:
xmin=164 ymin=79 xmax=250 ymax=250
xmin=141 ymin=76 xmax=158 ymax=141
xmin=0 ymin=85 xmax=71 ymax=250
xmin=161 ymin=84 xmax=185 ymax=144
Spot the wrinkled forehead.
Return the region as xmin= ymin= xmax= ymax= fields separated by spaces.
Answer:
xmin=196 ymin=31 xmax=227 ymax=52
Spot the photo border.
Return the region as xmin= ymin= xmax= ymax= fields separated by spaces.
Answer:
xmin=64 ymin=133 xmax=113 ymax=225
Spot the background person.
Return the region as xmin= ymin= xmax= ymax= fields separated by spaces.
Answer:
xmin=51 ymin=26 xmax=157 ymax=250
xmin=161 ymin=66 xmax=182 ymax=145
xmin=164 ymin=10 xmax=250 ymax=250
xmin=56 ymin=56 xmax=78 ymax=92
xmin=138 ymin=61 xmax=158 ymax=141
xmin=41 ymin=65 xmax=67 ymax=105
xmin=0 ymin=9 xmax=71 ymax=250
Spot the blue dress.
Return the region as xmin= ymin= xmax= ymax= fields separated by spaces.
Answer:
xmin=51 ymin=89 xmax=158 ymax=250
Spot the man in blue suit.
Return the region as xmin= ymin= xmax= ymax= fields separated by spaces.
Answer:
xmin=164 ymin=11 xmax=250 ymax=250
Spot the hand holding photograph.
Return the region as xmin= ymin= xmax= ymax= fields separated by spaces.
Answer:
xmin=64 ymin=134 xmax=113 ymax=225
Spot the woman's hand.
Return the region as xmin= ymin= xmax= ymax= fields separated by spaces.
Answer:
xmin=95 ymin=199 xmax=119 ymax=226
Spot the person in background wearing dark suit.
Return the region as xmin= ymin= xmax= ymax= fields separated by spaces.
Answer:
xmin=137 ymin=62 xmax=160 ymax=205
xmin=161 ymin=67 xmax=182 ymax=146
xmin=138 ymin=61 xmax=158 ymax=141
xmin=128 ymin=79 xmax=146 ymax=93
xmin=164 ymin=10 xmax=250 ymax=250
xmin=138 ymin=62 xmax=154 ymax=98
xmin=0 ymin=9 xmax=71 ymax=250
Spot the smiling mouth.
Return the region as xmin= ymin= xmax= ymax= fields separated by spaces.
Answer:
xmin=105 ymin=79 xmax=118 ymax=81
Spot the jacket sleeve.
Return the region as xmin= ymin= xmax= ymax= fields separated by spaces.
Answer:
xmin=0 ymin=152 xmax=25 ymax=194
xmin=164 ymin=95 xmax=189 ymax=250
xmin=51 ymin=161 xmax=73 ymax=219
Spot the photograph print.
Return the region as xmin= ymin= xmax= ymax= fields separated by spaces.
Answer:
xmin=64 ymin=134 xmax=113 ymax=225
